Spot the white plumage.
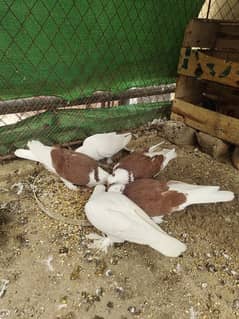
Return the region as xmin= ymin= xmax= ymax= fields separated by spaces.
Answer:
xmin=166 ymin=181 xmax=234 ymax=210
xmin=75 ymin=132 xmax=132 ymax=161
xmin=15 ymin=140 xmax=77 ymax=189
xmin=15 ymin=140 xmax=56 ymax=173
xmin=84 ymin=185 xmax=186 ymax=257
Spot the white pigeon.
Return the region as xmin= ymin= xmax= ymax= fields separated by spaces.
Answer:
xmin=84 ymin=185 xmax=186 ymax=257
xmin=75 ymin=132 xmax=132 ymax=162
xmin=15 ymin=140 xmax=109 ymax=190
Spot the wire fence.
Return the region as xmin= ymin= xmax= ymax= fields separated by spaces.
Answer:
xmin=199 ymin=0 xmax=239 ymax=20
xmin=2 ymin=0 xmax=235 ymax=157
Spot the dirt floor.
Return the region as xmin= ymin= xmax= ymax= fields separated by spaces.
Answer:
xmin=0 ymin=125 xmax=239 ymax=319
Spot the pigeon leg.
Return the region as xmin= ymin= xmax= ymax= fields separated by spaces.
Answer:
xmin=86 ymin=233 xmax=118 ymax=253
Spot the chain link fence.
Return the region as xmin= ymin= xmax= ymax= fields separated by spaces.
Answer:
xmin=199 ymin=0 xmax=239 ymax=20
xmin=0 ymin=0 xmax=207 ymax=157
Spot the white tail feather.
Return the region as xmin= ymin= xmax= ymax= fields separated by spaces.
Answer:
xmin=27 ymin=140 xmax=55 ymax=172
xmin=122 ymin=133 xmax=132 ymax=148
xmin=149 ymin=232 xmax=186 ymax=257
xmin=168 ymin=181 xmax=234 ymax=209
xmin=167 ymin=181 xmax=220 ymax=192
xmin=15 ymin=141 xmax=55 ymax=173
xmin=14 ymin=149 xmax=37 ymax=161
xmin=160 ymin=148 xmax=177 ymax=169
xmin=148 ymin=141 xmax=164 ymax=153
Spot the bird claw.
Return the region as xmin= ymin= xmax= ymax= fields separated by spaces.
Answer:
xmin=86 ymin=233 xmax=112 ymax=253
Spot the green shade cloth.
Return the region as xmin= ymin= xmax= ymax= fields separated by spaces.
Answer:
xmin=0 ymin=0 xmax=203 ymax=101
xmin=0 ymin=102 xmax=171 ymax=156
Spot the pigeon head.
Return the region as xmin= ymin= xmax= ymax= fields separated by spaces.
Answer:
xmin=107 ymin=168 xmax=132 ymax=185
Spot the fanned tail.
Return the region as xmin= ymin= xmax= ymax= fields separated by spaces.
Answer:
xmin=122 ymin=133 xmax=132 ymax=148
xmin=168 ymin=181 xmax=234 ymax=209
xmin=15 ymin=149 xmax=37 ymax=161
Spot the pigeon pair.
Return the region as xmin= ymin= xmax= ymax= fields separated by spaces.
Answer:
xmin=85 ymin=180 xmax=234 ymax=257
xmin=14 ymin=132 xmax=132 ymax=190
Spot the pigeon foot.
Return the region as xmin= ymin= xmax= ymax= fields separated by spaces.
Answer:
xmin=86 ymin=233 xmax=113 ymax=253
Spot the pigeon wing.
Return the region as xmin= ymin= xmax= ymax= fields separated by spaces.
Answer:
xmin=85 ymin=193 xmax=185 ymax=255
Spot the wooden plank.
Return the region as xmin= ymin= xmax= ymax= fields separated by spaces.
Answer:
xmin=175 ymin=75 xmax=239 ymax=106
xmin=172 ymin=98 xmax=239 ymax=145
xmin=175 ymin=75 xmax=205 ymax=104
xmin=207 ymin=51 xmax=239 ymax=63
xmin=183 ymin=19 xmax=219 ymax=48
xmin=178 ymin=48 xmax=239 ymax=88
xmin=170 ymin=112 xmax=184 ymax=122
xmin=0 ymin=85 xmax=176 ymax=115
xmin=175 ymin=75 xmax=239 ymax=118
xmin=183 ymin=19 xmax=239 ymax=51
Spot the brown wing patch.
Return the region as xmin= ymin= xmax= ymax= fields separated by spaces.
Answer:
xmin=117 ymin=152 xmax=164 ymax=179
xmin=51 ymin=148 xmax=98 ymax=185
xmin=124 ymin=179 xmax=186 ymax=216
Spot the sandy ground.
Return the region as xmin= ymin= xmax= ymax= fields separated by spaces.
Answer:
xmin=0 ymin=126 xmax=239 ymax=319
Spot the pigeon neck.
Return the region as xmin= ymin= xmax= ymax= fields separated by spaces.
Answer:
xmin=90 ymin=185 xmax=106 ymax=198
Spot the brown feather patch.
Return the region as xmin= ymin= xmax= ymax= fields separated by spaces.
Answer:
xmin=124 ymin=179 xmax=186 ymax=216
xmin=116 ymin=152 xmax=164 ymax=179
xmin=51 ymin=148 xmax=98 ymax=185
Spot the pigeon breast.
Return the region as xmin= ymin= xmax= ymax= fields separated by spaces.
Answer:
xmin=116 ymin=152 xmax=165 ymax=179
xmin=123 ymin=179 xmax=186 ymax=216
xmin=51 ymin=148 xmax=99 ymax=185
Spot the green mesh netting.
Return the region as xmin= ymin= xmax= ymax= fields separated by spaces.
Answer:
xmin=1 ymin=0 xmax=203 ymax=100
xmin=0 ymin=0 xmax=204 ymax=156
xmin=0 ymin=101 xmax=171 ymax=155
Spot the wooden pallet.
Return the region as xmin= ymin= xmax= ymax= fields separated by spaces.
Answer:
xmin=171 ymin=18 xmax=239 ymax=145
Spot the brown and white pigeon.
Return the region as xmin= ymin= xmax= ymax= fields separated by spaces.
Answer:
xmin=108 ymin=179 xmax=234 ymax=223
xmin=84 ymin=184 xmax=186 ymax=257
xmin=107 ymin=143 xmax=176 ymax=185
xmin=15 ymin=140 xmax=109 ymax=190
xmin=75 ymin=132 xmax=132 ymax=162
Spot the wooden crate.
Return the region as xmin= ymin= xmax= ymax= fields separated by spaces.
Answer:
xmin=171 ymin=18 xmax=239 ymax=145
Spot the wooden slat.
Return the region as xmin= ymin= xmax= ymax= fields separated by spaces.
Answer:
xmin=172 ymin=98 xmax=239 ymax=145
xmin=183 ymin=19 xmax=219 ymax=48
xmin=176 ymin=75 xmax=239 ymax=106
xmin=183 ymin=19 xmax=239 ymax=51
xmin=178 ymin=48 xmax=239 ymax=88
xmin=175 ymin=76 xmax=205 ymax=104
xmin=207 ymin=51 xmax=239 ymax=63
